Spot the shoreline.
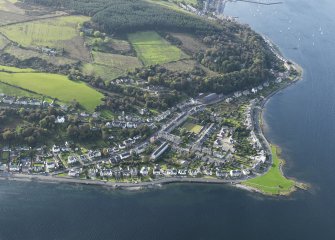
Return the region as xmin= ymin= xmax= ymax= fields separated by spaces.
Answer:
xmin=0 ymin=64 xmax=304 ymax=195
xmin=0 ymin=173 xmax=243 ymax=190
xmin=0 ymin=24 xmax=305 ymax=196
xmin=0 ymin=61 xmax=305 ymax=196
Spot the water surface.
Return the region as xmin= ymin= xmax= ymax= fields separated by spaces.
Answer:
xmin=1 ymin=0 xmax=335 ymax=239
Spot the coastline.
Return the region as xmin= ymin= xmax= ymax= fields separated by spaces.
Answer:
xmin=241 ymin=55 xmax=307 ymax=196
xmin=0 ymin=61 xmax=305 ymax=195
xmin=0 ymin=53 xmax=306 ymax=196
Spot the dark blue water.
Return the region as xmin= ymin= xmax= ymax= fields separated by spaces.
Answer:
xmin=1 ymin=0 xmax=335 ymax=239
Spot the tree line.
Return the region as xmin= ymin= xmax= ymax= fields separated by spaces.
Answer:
xmin=23 ymin=0 xmax=219 ymax=33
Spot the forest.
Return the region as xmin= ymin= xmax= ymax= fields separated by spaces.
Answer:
xmin=23 ymin=0 xmax=219 ymax=33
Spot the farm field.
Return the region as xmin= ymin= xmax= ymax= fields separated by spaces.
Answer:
xmin=0 ymin=65 xmax=36 ymax=73
xmin=0 ymin=15 xmax=90 ymax=60
xmin=170 ymin=32 xmax=206 ymax=54
xmin=128 ymin=31 xmax=188 ymax=66
xmin=182 ymin=121 xmax=203 ymax=134
xmin=0 ymin=67 xmax=103 ymax=111
xmin=83 ymin=51 xmax=142 ymax=82
xmin=92 ymin=51 xmax=142 ymax=70
xmin=82 ymin=63 xmax=123 ymax=82
xmin=0 ymin=0 xmax=24 ymax=14
xmin=4 ymin=45 xmax=77 ymax=66
xmin=0 ymin=34 xmax=8 ymax=49
xmin=0 ymin=82 xmax=42 ymax=99
xmin=243 ymin=145 xmax=296 ymax=195
xmin=163 ymin=59 xmax=197 ymax=72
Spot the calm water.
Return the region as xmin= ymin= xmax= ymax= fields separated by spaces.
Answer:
xmin=1 ymin=0 xmax=335 ymax=239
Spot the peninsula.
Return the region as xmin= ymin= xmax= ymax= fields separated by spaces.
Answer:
xmin=0 ymin=0 xmax=303 ymax=196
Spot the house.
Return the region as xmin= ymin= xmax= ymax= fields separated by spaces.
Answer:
xmin=153 ymin=165 xmax=162 ymax=176
xmin=68 ymin=169 xmax=80 ymax=177
xmin=230 ymin=170 xmax=242 ymax=178
xmin=119 ymin=152 xmax=131 ymax=160
xmin=178 ymin=169 xmax=188 ymax=176
xmin=52 ymin=145 xmax=60 ymax=154
xmin=68 ymin=156 xmax=78 ymax=165
xmin=216 ymin=171 xmax=228 ymax=178
xmin=46 ymin=161 xmax=55 ymax=169
xmin=2 ymin=96 xmax=15 ymax=104
xmin=118 ymin=144 xmax=126 ymax=150
xmin=9 ymin=164 xmax=20 ymax=172
xmin=55 ymin=116 xmax=65 ymax=124
xmin=92 ymin=150 xmax=101 ymax=158
xmin=140 ymin=166 xmax=149 ymax=176
xmin=130 ymin=168 xmax=138 ymax=177
xmin=139 ymin=108 xmax=149 ymax=115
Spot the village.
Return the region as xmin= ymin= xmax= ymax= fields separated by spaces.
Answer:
xmin=0 ymin=60 xmax=296 ymax=185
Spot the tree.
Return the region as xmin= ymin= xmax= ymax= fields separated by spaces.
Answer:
xmin=93 ymin=31 xmax=101 ymax=38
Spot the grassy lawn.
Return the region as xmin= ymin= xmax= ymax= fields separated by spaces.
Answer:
xmin=0 ymin=15 xmax=90 ymax=60
xmin=243 ymin=145 xmax=296 ymax=195
xmin=0 ymin=67 xmax=103 ymax=111
xmin=182 ymin=122 xmax=203 ymax=134
xmin=128 ymin=31 xmax=188 ymax=66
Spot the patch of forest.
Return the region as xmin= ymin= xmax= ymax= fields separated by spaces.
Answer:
xmin=23 ymin=0 xmax=219 ymax=33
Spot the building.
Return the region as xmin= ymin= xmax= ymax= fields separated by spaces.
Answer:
xmin=151 ymin=142 xmax=169 ymax=160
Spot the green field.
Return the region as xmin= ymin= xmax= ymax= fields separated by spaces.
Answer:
xmin=5 ymin=45 xmax=77 ymax=66
xmin=243 ymin=145 xmax=296 ymax=195
xmin=128 ymin=31 xmax=188 ymax=66
xmin=0 ymin=82 xmax=42 ymax=98
xmin=0 ymin=67 xmax=103 ymax=111
xmin=83 ymin=51 xmax=142 ymax=81
xmin=0 ymin=15 xmax=90 ymax=60
xmin=0 ymin=34 xmax=8 ymax=49
xmin=182 ymin=122 xmax=203 ymax=134
xmin=0 ymin=64 xmax=36 ymax=73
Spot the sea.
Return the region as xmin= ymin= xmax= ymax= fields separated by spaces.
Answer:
xmin=1 ymin=0 xmax=335 ymax=239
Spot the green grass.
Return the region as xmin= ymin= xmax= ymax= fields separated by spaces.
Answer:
xmin=0 ymin=34 xmax=9 ymax=49
xmin=243 ymin=145 xmax=296 ymax=195
xmin=0 ymin=82 xmax=42 ymax=98
xmin=83 ymin=51 xmax=142 ymax=82
xmin=100 ymin=109 xmax=115 ymax=119
xmin=0 ymin=15 xmax=89 ymax=48
xmin=0 ymin=65 xmax=36 ymax=73
xmin=182 ymin=122 xmax=203 ymax=134
xmin=0 ymin=15 xmax=90 ymax=60
xmin=5 ymin=45 xmax=77 ymax=66
xmin=128 ymin=31 xmax=188 ymax=66
xmin=0 ymin=68 xmax=103 ymax=111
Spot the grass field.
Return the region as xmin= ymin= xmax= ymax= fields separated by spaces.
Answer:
xmin=0 ymin=15 xmax=90 ymax=60
xmin=0 ymin=34 xmax=8 ymax=49
xmin=0 ymin=65 xmax=36 ymax=73
xmin=5 ymin=45 xmax=77 ymax=66
xmin=83 ymin=51 xmax=142 ymax=82
xmin=182 ymin=122 xmax=203 ymax=134
xmin=128 ymin=31 xmax=188 ymax=66
xmin=0 ymin=0 xmax=23 ymax=14
xmin=0 ymin=67 xmax=103 ymax=111
xmin=0 ymin=82 xmax=42 ymax=99
xmin=243 ymin=145 xmax=296 ymax=195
